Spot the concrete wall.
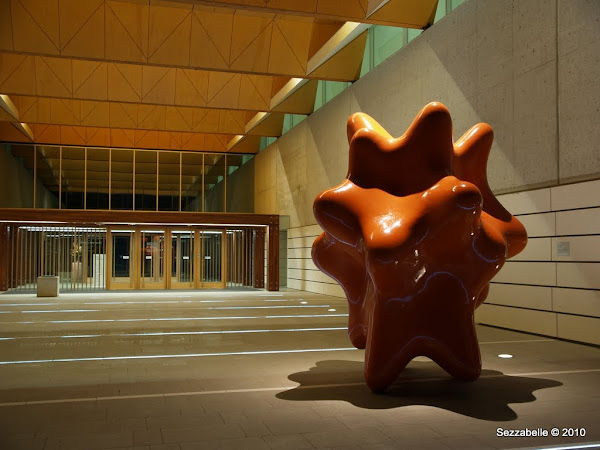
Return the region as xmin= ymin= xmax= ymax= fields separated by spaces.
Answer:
xmin=256 ymin=0 xmax=600 ymax=343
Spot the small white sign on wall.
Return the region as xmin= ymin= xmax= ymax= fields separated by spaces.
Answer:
xmin=556 ymin=241 xmax=570 ymax=257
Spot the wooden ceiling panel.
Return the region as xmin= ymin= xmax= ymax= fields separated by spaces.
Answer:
xmin=11 ymin=0 xmax=60 ymax=55
xmin=13 ymin=122 xmax=247 ymax=153
xmin=158 ymin=0 xmax=437 ymax=27
xmin=141 ymin=66 xmax=177 ymax=105
xmin=81 ymin=101 xmax=110 ymax=128
xmin=0 ymin=122 xmax=30 ymax=142
xmin=8 ymin=96 xmax=249 ymax=135
xmin=35 ymin=56 xmax=72 ymax=98
xmin=191 ymin=7 xmax=234 ymax=65
xmin=0 ymin=0 xmax=438 ymax=152
xmin=72 ymin=60 xmax=107 ymax=101
xmin=148 ymin=5 xmax=193 ymax=66
xmin=59 ymin=0 xmax=105 ymax=58
xmin=107 ymin=63 xmax=143 ymax=103
xmin=268 ymin=17 xmax=312 ymax=75
xmin=307 ymin=31 xmax=368 ymax=81
xmin=245 ymin=112 xmax=284 ymax=137
xmin=271 ymin=79 xmax=318 ymax=114
xmin=0 ymin=109 xmax=15 ymax=122
xmin=0 ymin=1 xmax=13 ymax=52
xmin=105 ymin=0 xmax=149 ymax=62
xmin=317 ymin=0 xmax=367 ymax=20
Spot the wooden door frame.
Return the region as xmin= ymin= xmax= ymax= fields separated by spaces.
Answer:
xmin=106 ymin=226 xmax=136 ymax=290
xmin=169 ymin=227 xmax=195 ymax=289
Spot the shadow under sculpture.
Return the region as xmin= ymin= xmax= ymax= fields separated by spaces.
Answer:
xmin=312 ymin=102 xmax=528 ymax=392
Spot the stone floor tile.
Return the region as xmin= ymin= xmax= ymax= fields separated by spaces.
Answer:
xmin=0 ymin=437 xmax=46 ymax=450
xmin=134 ymin=429 xmax=164 ymax=446
xmin=263 ymin=434 xmax=315 ymax=449
xmin=302 ymin=427 xmax=392 ymax=448
xmin=161 ymin=423 xmax=245 ymax=444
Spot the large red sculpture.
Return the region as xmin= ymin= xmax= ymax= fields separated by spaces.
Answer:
xmin=312 ymin=102 xmax=527 ymax=392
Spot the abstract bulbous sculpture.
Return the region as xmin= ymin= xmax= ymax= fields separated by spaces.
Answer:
xmin=312 ymin=102 xmax=527 ymax=392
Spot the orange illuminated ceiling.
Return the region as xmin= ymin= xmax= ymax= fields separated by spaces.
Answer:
xmin=0 ymin=0 xmax=438 ymax=153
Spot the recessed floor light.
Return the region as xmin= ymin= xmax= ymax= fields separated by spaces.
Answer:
xmin=498 ymin=353 xmax=513 ymax=359
xmin=328 ymin=308 xmax=336 ymax=312
xmin=300 ymin=301 xmax=307 ymax=304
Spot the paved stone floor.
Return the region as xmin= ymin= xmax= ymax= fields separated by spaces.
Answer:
xmin=0 ymin=289 xmax=598 ymax=450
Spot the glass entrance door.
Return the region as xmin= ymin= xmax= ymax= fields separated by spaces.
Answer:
xmin=140 ymin=230 xmax=165 ymax=289
xmin=110 ymin=229 xmax=134 ymax=289
xmin=171 ymin=230 xmax=194 ymax=289
xmin=200 ymin=230 xmax=225 ymax=288
xmin=106 ymin=226 xmax=227 ymax=290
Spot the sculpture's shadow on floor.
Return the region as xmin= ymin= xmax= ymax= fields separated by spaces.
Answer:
xmin=276 ymin=360 xmax=562 ymax=421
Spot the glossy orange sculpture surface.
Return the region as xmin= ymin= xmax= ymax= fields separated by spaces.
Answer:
xmin=312 ymin=102 xmax=527 ymax=392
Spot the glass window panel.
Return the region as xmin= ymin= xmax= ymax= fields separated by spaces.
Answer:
xmin=86 ymin=148 xmax=110 ymax=209
xmin=61 ymin=147 xmax=85 ymax=209
xmin=259 ymin=136 xmax=276 ymax=151
xmin=373 ymin=26 xmax=405 ymax=68
xmin=111 ymin=149 xmax=133 ymax=210
xmin=324 ymin=81 xmax=351 ymax=103
xmin=407 ymin=28 xmax=422 ymax=42
xmin=360 ymin=27 xmax=374 ymax=77
xmin=35 ymin=146 xmax=60 ymax=208
xmin=314 ymin=80 xmax=325 ymax=111
xmin=452 ymin=0 xmax=466 ymax=10
xmin=226 ymin=154 xmax=254 ymax=213
xmin=204 ymin=153 xmax=225 ymax=212
xmin=181 ymin=152 xmax=203 ymax=212
xmin=3 ymin=144 xmax=34 ymax=208
xmin=434 ymin=0 xmax=447 ymax=22
xmin=282 ymin=114 xmax=308 ymax=134
xmin=158 ymin=151 xmax=180 ymax=211
xmin=134 ymin=150 xmax=157 ymax=211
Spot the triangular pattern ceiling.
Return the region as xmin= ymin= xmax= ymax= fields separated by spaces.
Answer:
xmin=0 ymin=0 xmax=439 ymax=153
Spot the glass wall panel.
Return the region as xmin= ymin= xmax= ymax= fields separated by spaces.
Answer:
xmin=140 ymin=230 xmax=164 ymax=287
xmin=3 ymin=144 xmax=34 ymax=208
xmin=452 ymin=0 xmax=466 ymax=10
xmin=282 ymin=114 xmax=308 ymax=134
xmin=407 ymin=28 xmax=422 ymax=42
xmin=35 ymin=146 xmax=60 ymax=208
xmin=434 ymin=0 xmax=447 ymax=22
xmin=373 ymin=26 xmax=405 ymax=68
xmin=171 ymin=230 xmax=194 ymax=287
xmin=181 ymin=152 xmax=203 ymax=212
xmin=204 ymin=153 xmax=225 ymax=212
xmin=134 ymin=150 xmax=157 ymax=211
xmin=61 ymin=147 xmax=85 ymax=209
xmin=314 ymin=80 xmax=352 ymax=111
xmin=360 ymin=28 xmax=374 ymax=77
xmin=325 ymin=81 xmax=351 ymax=103
xmin=111 ymin=149 xmax=134 ymax=210
xmin=226 ymin=154 xmax=254 ymax=213
xmin=158 ymin=151 xmax=180 ymax=211
xmin=86 ymin=148 xmax=110 ymax=209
